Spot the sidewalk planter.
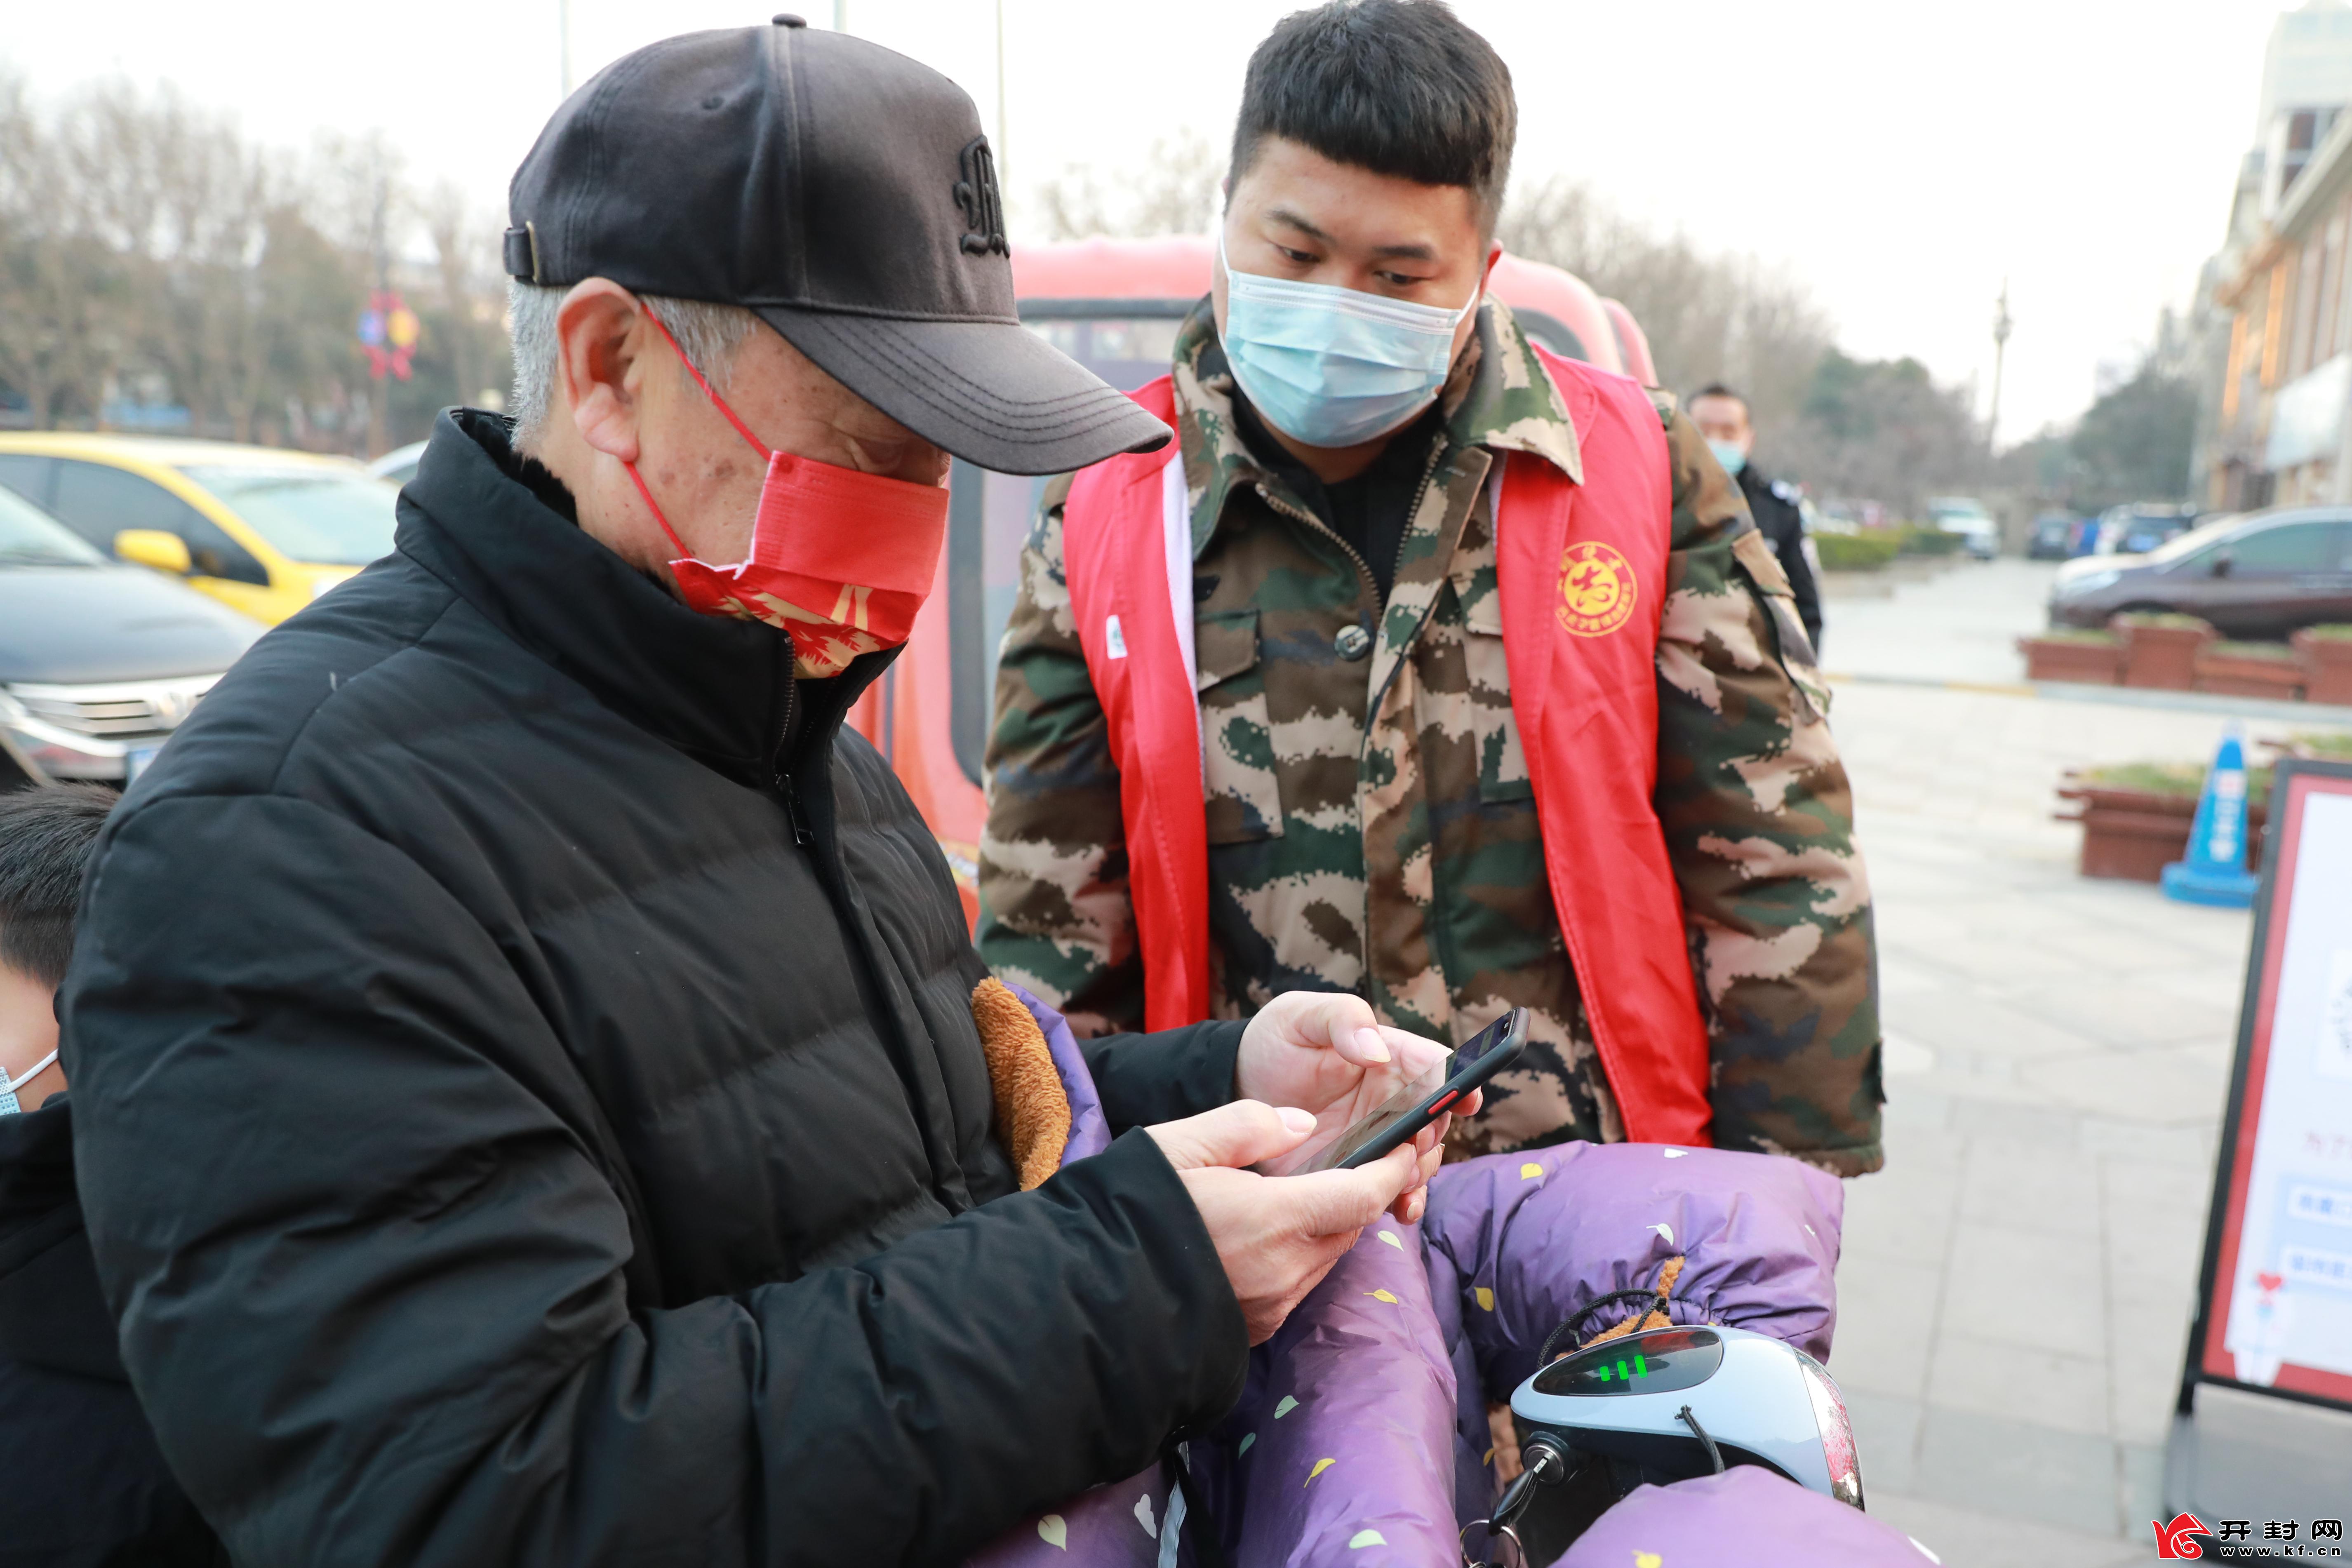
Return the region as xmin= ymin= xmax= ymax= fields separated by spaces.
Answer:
xmin=2194 ymin=641 xmax=2303 ymax=700
xmin=2112 ymin=612 xmax=2216 ymax=690
xmin=2056 ymin=763 xmax=2268 ymax=882
xmin=2294 ymin=625 xmax=2352 ymax=705
xmin=2017 ymin=630 xmax=2121 ymax=684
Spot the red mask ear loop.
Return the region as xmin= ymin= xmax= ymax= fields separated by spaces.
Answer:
xmin=624 ymin=464 xmax=694 ymax=557
xmin=626 ymin=309 xmax=774 ymax=559
xmin=642 ymin=311 xmax=772 ymax=458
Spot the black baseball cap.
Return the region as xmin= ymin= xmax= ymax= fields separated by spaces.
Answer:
xmin=504 ymin=17 xmax=1171 ymax=476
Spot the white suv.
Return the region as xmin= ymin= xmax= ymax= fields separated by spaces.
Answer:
xmin=1926 ymin=496 xmax=2000 ymax=561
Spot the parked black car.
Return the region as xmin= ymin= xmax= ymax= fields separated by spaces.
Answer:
xmin=0 ymin=484 xmax=259 ymax=788
xmin=2028 ymin=512 xmax=2082 ymax=559
xmin=2047 ymin=505 xmax=2352 ymax=638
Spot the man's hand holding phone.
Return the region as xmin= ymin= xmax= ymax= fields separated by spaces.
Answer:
xmin=1231 ymin=991 xmax=1480 ymax=1220
xmin=1143 ymin=992 xmax=1493 ymax=1345
xmin=1145 ymin=1101 xmax=1421 ymax=1344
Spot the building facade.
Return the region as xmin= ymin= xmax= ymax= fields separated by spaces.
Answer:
xmin=2210 ymin=114 xmax=2352 ymax=509
xmin=2199 ymin=2 xmax=2352 ymax=510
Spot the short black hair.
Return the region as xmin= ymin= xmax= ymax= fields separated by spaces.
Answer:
xmin=1231 ymin=0 xmax=1516 ymax=230
xmin=0 ymin=785 xmax=113 ymax=988
xmin=1689 ymin=383 xmax=1749 ymax=415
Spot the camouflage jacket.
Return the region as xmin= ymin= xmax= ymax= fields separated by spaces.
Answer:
xmin=978 ymin=299 xmax=1882 ymax=1175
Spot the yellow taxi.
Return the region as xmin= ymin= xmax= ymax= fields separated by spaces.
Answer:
xmin=0 ymin=434 xmax=401 ymax=624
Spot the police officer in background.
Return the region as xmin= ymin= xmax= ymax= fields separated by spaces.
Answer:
xmin=1689 ymin=383 xmax=1824 ymax=653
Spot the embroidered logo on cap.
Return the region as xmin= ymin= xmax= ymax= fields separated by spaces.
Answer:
xmin=1556 ymin=541 xmax=1637 ymax=637
xmin=955 ymin=137 xmax=1008 ymax=256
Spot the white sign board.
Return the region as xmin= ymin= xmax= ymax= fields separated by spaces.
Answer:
xmin=2191 ymin=762 xmax=2352 ymax=1409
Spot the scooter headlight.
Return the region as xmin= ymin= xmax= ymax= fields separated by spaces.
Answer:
xmin=1797 ymin=1353 xmax=1864 ymax=1507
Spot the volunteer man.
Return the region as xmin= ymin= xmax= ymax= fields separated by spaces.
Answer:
xmin=63 ymin=24 xmax=1459 ymax=1565
xmin=980 ymin=0 xmax=1882 ymax=1174
xmin=1689 ymin=381 xmax=1825 ymax=651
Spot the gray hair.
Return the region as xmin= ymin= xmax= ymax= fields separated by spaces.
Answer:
xmin=506 ymin=281 xmax=759 ymax=448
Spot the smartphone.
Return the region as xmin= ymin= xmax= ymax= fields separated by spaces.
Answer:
xmin=1293 ymin=1007 xmax=1528 ymax=1174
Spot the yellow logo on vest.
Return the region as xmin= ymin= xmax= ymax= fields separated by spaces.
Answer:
xmin=1556 ymin=541 xmax=1636 ymax=637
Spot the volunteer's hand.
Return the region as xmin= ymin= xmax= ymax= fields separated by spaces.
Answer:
xmin=1147 ymin=1100 xmax=1419 ymax=1344
xmin=1234 ymin=990 xmax=1479 ymax=1221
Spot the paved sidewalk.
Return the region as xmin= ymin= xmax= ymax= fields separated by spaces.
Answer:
xmin=1815 ymin=569 xmax=2352 ymax=1562
xmin=1819 ymin=556 xmax=2060 ymax=688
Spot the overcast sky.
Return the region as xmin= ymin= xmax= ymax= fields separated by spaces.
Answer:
xmin=0 ymin=0 xmax=2303 ymax=445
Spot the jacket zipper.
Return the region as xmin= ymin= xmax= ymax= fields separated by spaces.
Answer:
xmin=1255 ymin=482 xmax=1380 ymax=611
xmin=1253 ymin=433 xmax=1451 ymax=616
xmin=1395 ymin=437 xmax=1451 ymax=596
xmin=767 ymin=647 xmax=965 ymax=1201
xmin=772 ymin=662 xmax=814 ymax=847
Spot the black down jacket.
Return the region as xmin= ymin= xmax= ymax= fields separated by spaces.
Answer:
xmin=0 ymin=1099 xmax=223 ymax=1567
xmin=63 ymin=410 xmax=1249 ymax=1566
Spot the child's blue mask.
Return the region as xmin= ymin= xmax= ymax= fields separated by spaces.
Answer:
xmin=0 ymin=1049 xmax=58 ymax=1115
xmin=1218 ymin=226 xmax=1479 ymax=449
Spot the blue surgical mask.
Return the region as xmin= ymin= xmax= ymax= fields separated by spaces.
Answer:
xmin=0 ymin=1048 xmax=58 ymax=1115
xmin=1707 ymin=439 xmax=1749 ymax=477
xmin=1218 ymin=227 xmax=1480 ymax=448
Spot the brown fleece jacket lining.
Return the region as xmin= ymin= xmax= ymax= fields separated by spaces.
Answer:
xmin=1586 ymin=1253 xmax=1687 ymax=1345
xmin=969 ymin=977 xmax=1072 ymax=1192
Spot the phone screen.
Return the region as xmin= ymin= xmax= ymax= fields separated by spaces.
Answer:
xmin=1294 ymin=1053 xmax=1456 ymax=1174
xmin=1266 ymin=1009 xmax=1524 ymax=1176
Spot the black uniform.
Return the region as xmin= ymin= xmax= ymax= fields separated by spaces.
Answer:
xmin=63 ymin=411 xmax=1248 ymax=1567
xmin=1737 ymin=464 xmax=1825 ymax=653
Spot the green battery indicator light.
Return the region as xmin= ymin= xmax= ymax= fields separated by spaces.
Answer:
xmin=1595 ymin=1354 xmax=1650 ymax=1384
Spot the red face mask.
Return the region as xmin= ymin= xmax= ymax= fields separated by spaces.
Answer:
xmin=624 ymin=316 xmax=951 ymax=678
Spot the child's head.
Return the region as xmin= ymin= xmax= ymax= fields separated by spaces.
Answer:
xmin=0 ymin=784 xmax=113 ymax=1114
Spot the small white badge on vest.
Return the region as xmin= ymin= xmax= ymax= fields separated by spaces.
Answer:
xmin=1105 ymin=614 xmax=1128 ymax=659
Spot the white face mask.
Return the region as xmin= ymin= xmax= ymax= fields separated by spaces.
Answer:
xmin=0 ymin=1048 xmax=58 ymax=1115
xmin=1216 ymin=224 xmax=1481 ymax=448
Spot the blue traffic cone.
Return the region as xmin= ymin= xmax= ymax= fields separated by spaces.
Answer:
xmin=2160 ymin=724 xmax=2261 ymax=907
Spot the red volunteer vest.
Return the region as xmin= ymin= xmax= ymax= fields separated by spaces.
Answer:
xmin=1061 ymin=350 xmax=1711 ymax=1146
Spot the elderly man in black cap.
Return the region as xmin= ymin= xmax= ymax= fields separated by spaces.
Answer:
xmin=62 ymin=22 xmax=1461 ymax=1565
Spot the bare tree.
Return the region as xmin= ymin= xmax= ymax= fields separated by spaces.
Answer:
xmin=1500 ymin=174 xmax=1990 ymax=511
xmin=0 ymin=77 xmax=509 ymax=453
xmin=1774 ymin=350 xmax=1983 ymax=514
xmin=425 ymin=181 xmax=486 ymax=409
xmin=1498 ymin=174 xmax=1832 ymax=441
xmin=306 ymin=129 xmax=407 ymax=270
xmin=0 ymin=70 xmax=127 ymax=427
xmin=129 ymin=85 xmax=276 ymax=438
xmin=1026 ymin=129 xmax=1222 ymax=242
